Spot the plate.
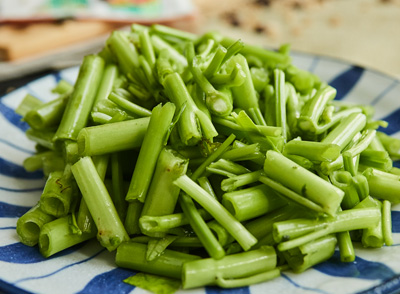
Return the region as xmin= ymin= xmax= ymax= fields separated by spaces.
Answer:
xmin=1 ymin=52 xmax=400 ymax=294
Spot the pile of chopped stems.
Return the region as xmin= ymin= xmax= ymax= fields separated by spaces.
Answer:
xmin=16 ymin=24 xmax=400 ymax=290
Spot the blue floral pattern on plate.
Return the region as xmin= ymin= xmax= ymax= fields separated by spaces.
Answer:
xmin=1 ymin=52 xmax=400 ymax=294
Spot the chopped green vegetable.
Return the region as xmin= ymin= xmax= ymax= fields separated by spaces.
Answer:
xmin=15 ymin=24 xmax=400 ymax=291
xmin=123 ymin=273 xmax=181 ymax=294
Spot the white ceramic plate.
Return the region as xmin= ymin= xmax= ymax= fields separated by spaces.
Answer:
xmin=1 ymin=52 xmax=400 ymax=294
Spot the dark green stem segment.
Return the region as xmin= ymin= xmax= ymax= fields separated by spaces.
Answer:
xmin=116 ymin=242 xmax=200 ymax=279
xmin=71 ymin=156 xmax=129 ymax=251
xmin=182 ymin=245 xmax=278 ymax=289
xmin=54 ymin=54 xmax=105 ymax=141
xmin=126 ymin=102 xmax=176 ymax=203
xmin=111 ymin=153 xmax=127 ymax=221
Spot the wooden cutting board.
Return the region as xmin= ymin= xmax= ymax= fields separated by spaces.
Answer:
xmin=0 ymin=20 xmax=123 ymax=61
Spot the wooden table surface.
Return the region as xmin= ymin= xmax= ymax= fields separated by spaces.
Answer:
xmin=191 ymin=0 xmax=400 ymax=79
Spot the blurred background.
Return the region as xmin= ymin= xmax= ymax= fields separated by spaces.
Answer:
xmin=1 ymin=0 xmax=400 ymax=94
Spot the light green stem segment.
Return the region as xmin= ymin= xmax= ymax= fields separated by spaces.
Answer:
xmin=93 ymin=63 xmax=119 ymax=107
xmin=139 ymin=209 xmax=212 ymax=237
xmin=222 ymin=184 xmax=287 ymax=221
xmin=106 ymin=31 xmax=140 ymax=77
xmin=26 ymin=127 xmax=56 ymax=151
xmin=382 ymin=200 xmax=393 ymax=246
xmin=330 ymin=171 xmax=362 ymax=209
xmin=230 ymin=54 xmax=259 ymax=112
xmin=139 ymin=29 xmax=156 ymax=67
xmin=179 ymin=193 xmax=226 ymax=260
xmin=151 ymin=35 xmax=187 ymax=68
xmin=275 ymin=207 xmax=381 ymax=251
xmin=263 ymin=150 xmax=344 ymax=216
xmin=163 ymin=72 xmax=217 ymax=145
xmin=71 ymin=156 xmax=129 ymax=251
xmin=52 ymin=79 xmax=73 ymax=95
xmin=321 ymin=112 xmax=367 ymax=150
xmin=364 ymin=168 xmax=400 ymax=203
xmin=191 ymin=133 xmax=236 ymax=181
xmin=141 ymin=147 xmax=189 ymax=217
xmin=76 ymin=154 xmax=109 ymax=234
xmin=54 ymin=54 xmax=105 ymax=141
xmin=274 ymin=69 xmax=287 ymax=141
xmin=283 ymin=140 xmax=341 ymax=162
xmin=220 ymin=36 xmax=290 ymax=66
xmin=175 ymin=175 xmax=258 ymax=251
xmin=77 ymin=117 xmax=150 ymax=156
xmin=337 ymin=231 xmax=355 ymax=262
xmin=126 ymin=102 xmax=176 ymax=203
xmin=207 ymin=220 xmax=234 ymax=246
xmin=298 ymin=85 xmax=337 ymax=133
xmin=182 ymin=246 xmax=277 ymax=289
xmin=282 ymin=235 xmax=337 ymax=273
xmin=16 ymin=202 xmax=55 ymax=246
xmin=39 ymin=168 xmax=77 ymax=218
xmin=124 ymin=200 xmax=144 ymax=236
xmin=151 ymin=24 xmax=197 ymax=41
xmin=39 ymin=214 xmax=96 ymax=258
xmin=23 ymin=150 xmax=60 ymax=172
xmin=221 ymin=170 xmax=263 ymax=192
xmin=24 ymin=92 xmax=69 ymax=130
xmin=116 ymin=242 xmax=200 ymax=279
xmin=15 ymin=94 xmax=43 ymax=116
xmin=354 ymin=196 xmax=383 ymax=248
xmin=108 ymin=91 xmax=152 ymax=117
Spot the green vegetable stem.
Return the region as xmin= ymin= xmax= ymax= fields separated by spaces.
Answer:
xmin=71 ymin=156 xmax=129 ymax=251
xmin=182 ymin=246 xmax=279 ymax=289
xmin=54 ymin=54 xmax=105 ymax=142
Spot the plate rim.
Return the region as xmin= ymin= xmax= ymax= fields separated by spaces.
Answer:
xmin=1 ymin=51 xmax=400 ymax=294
